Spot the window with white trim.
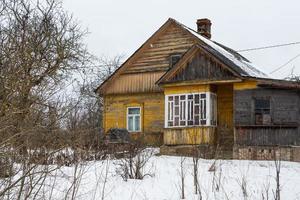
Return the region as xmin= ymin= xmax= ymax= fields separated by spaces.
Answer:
xmin=165 ymin=92 xmax=217 ymax=127
xmin=127 ymin=107 xmax=141 ymax=132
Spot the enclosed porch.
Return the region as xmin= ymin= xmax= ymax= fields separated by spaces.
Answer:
xmin=162 ymin=83 xmax=235 ymax=148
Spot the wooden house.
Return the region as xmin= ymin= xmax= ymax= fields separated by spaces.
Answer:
xmin=96 ymin=18 xmax=300 ymax=161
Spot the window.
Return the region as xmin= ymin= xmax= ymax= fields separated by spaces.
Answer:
xmin=169 ymin=54 xmax=181 ymax=68
xmin=165 ymin=92 xmax=217 ymax=127
xmin=127 ymin=107 xmax=141 ymax=132
xmin=254 ymin=98 xmax=271 ymax=125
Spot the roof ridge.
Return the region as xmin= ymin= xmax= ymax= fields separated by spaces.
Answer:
xmin=171 ymin=18 xmax=269 ymax=79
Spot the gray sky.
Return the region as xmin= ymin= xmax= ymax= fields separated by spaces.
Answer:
xmin=63 ymin=0 xmax=300 ymax=79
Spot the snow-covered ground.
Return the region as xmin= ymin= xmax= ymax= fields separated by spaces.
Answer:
xmin=38 ymin=152 xmax=300 ymax=200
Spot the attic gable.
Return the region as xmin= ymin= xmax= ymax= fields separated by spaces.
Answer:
xmin=125 ymin=23 xmax=195 ymax=74
xmin=96 ymin=18 xmax=196 ymax=95
xmin=157 ymin=45 xmax=241 ymax=84
xmin=96 ymin=18 xmax=268 ymax=95
xmin=171 ymin=51 xmax=237 ymax=83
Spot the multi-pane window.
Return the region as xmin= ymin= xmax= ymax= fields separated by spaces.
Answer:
xmin=254 ymin=98 xmax=271 ymax=125
xmin=127 ymin=107 xmax=141 ymax=132
xmin=166 ymin=92 xmax=217 ymax=127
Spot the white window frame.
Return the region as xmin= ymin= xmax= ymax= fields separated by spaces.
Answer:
xmin=127 ymin=107 xmax=141 ymax=132
xmin=164 ymin=92 xmax=217 ymax=128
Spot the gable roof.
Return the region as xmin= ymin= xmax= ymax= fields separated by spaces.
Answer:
xmin=95 ymin=18 xmax=179 ymax=94
xmin=172 ymin=19 xmax=269 ymax=79
xmin=156 ymin=44 xmax=242 ymax=84
xmin=96 ymin=18 xmax=270 ymax=94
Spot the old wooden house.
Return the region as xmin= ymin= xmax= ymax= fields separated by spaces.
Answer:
xmin=96 ymin=18 xmax=300 ymax=161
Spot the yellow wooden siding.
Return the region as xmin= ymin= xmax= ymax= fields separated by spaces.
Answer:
xmin=164 ymin=84 xmax=211 ymax=95
xmin=103 ymin=93 xmax=165 ymax=134
xmin=104 ymin=72 xmax=165 ymax=94
xmin=233 ymin=80 xmax=257 ymax=90
xmin=164 ymin=127 xmax=215 ymax=145
xmin=127 ymin=24 xmax=195 ymax=73
xmin=103 ymin=23 xmax=195 ymax=95
xmin=217 ymin=84 xmax=233 ymax=129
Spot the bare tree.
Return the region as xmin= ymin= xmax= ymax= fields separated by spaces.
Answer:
xmin=115 ymin=139 xmax=154 ymax=181
xmin=177 ymin=157 xmax=186 ymax=199
xmin=0 ymin=0 xmax=93 ymax=198
xmin=273 ymin=149 xmax=281 ymax=200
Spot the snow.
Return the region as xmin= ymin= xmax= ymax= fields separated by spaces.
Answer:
xmin=175 ymin=20 xmax=270 ymax=79
xmin=12 ymin=151 xmax=300 ymax=200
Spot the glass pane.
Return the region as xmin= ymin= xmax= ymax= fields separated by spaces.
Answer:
xmin=128 ymin=108 xmax=140 ymax=114
xmin=194 ymin=115 xmax=199 ymax=125
xmin=188 ymin=95 xmax=193 ymax=100
xmin=195 ymin=105 xmax=199 ymax=114
xmin=168 ymin=102 xmax=173 ymax=120
xmin=203 ymin=100 xmax=206 ymax=119
xmin=128 ymin=116 xmax=133 ymax=131
xmin=168 ymin=96 xmax=173 ymax=101
xmin=180 ymin=95 xmax=185 ymax=100
xmin=134 ymin=116 xmax=140 ymax=131
xmin=201 ymin=93 xmax=206 ymax=98
xmin=180 ymin=101 xmax=185 ymax=120
xmin=255 ymin=99 xmax=270 ymax=109
xmin=174 ymin=117 xmax=179 ymax=126
xmin=175 ymin=96 xmax=179 ymax=105
xmin=188 ymin=101 xmax=194 ymax=120
xmin=195 ymin=94 xmax=199 ymax=104
xmin=175 ymin=106 xmax=179 ymax=115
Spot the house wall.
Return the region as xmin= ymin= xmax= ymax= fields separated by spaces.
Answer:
xmin=169 ymin=50 xmax=236 ymax=83
xmin=163 ymin=84 xmax=215 ymax=145
xmin=216 ymin=84 xmax=234 ymax=147
xmin=103 ymin=93 xmax=165 ymax=144
xmin=234 ymin=88 xmax=300 ymax=146
xmin=164 ymin=127 xmax=215 ymax=145
xmin=163 ymin=84 xmax=212 ymax=95
xmin=104 ymin=23 xmax=195 ymax=95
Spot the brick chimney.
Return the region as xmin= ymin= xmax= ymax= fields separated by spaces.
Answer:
xmin=196 ymin=18 xmax=211 ymax=39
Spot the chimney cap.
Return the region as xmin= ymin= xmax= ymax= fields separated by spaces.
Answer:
xmin=196 ymin=18 xmax=211 ymax=24
xmin=196 ymin=18 xmax=212 ymax=39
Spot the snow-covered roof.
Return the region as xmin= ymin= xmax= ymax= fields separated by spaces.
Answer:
xmin=173 ymin=19 xmax=269 ymax=79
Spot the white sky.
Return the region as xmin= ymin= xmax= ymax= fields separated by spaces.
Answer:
xmin=63 ymin=0 xmax=300 ymax=79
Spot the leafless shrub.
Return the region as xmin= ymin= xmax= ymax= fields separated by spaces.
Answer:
xmin=178 ymin=157 xmax=186 ymax=199
xmin=236 ymin=175 xmax=249 ymax=200
xmin=261 ymin=179 xmax=271 ymax=200
xmin=273 ymin=148 xmax=281 ymax=200
xmin=115 ymin=139 xmax=155 ymax=181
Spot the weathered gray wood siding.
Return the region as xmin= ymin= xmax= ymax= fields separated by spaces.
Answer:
xmin=234 ymin=88 xmax=300 ymax=146
xmin=170 ymin=52 xmax=236 ymax=82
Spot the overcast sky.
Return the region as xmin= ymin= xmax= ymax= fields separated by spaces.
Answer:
xmin=63 ymin=0 xmax=300 ymax=79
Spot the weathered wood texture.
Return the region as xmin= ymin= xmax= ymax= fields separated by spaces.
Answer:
xmin=234 ymin=88 xmax=300 ymax=146
xmin=170 ymin=52 xmax=235 ymax=82
xmin=126 ymin=24 xmax=195 ymax=74
xmin=163 ymin=127 xmax=215 ymax=145
xmin=234 ymin=88 xmax=300 ymax=125
xmin=104 ymin=23 xmax=195 ymax=95
xmin=216 ymin=84 xmax=234 ymax=147
xmin=233 ymin=81 xmax=257 ymax=90
xmin=164 ymin=84 xmax=211 ymax=95
xmin=235 ymin=127 xmax=299 ymax=146
xmin=104 ymin=72 xmax=165 ymax=94
xmin=217 ymin=84 xmax=233 ymax=129
xmin=104 ymin=93 xmax=164 ymax=134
